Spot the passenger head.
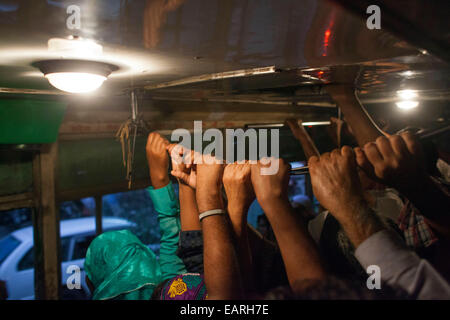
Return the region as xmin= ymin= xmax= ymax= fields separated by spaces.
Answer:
xmin=291 ymin=194 xmax=315 ymax=221
xmin=85 ymin=229 xmax=162 ymax=300
xmin=257 ymin=214 xmax=270 ymax=236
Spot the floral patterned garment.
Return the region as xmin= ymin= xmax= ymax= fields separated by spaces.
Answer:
xmin=160 ymin=273 xmax=207 ymax=300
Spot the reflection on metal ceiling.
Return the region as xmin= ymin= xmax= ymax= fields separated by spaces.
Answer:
xmin=0 ymin=0 xmax=448 ymax=132
xmin=0 ymin=0 xmax=438 ymax=89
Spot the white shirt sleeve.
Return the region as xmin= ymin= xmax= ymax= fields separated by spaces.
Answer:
xmin=355 ymin=230 xmax=450 ymax=300
xmin=308 ymin=211 xmax=328 ymax=244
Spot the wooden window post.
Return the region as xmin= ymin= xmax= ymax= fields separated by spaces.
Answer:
xmin=32 ymin=143 xmax=61 ymax=300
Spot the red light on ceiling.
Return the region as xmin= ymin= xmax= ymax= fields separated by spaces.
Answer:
xmin=322 ymin=28 xmax=332 ymax=57
xmin=324 ymin=29 xmax=331 ymax=44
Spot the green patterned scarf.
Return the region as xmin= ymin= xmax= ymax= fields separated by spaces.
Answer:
xmin=85 ymin=230 xmax=162 ymax=300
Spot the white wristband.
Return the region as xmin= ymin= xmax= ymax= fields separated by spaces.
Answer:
xmin=199 ymin=209 xmax=226 ymax=222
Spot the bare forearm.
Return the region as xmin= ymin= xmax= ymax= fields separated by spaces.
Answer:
xmin=146 ymin=133 xmax=171 ymax=189
xmin=149 ymin=167 xmax=170 ymax=189
xmin=227 ymin=203 xmax=249 ymax=239
xmin=296 ymin=130 xmax=320 ymax=160
xmin=197 ymin=182 xmax=243 ymax=299
xmin=202 ymin=215 xmax=243 ymax=299
xmin=228 ymin=204 xmax=254 ymax=292
xmin=179 ymin=184 xmax=201 ymax=231
xmin=261 ymin=197 xmax=326 ymax=287
xmin=335 ymin=92 xmax=384 ymax=147
xmin=287 ymin=119 xmax=319 ymax=159
xmin=334 ymin=200 xmax=385 ymax=248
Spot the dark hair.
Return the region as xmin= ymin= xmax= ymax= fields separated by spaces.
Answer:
xmin=257 ymin=214 xmax=269 ymax=223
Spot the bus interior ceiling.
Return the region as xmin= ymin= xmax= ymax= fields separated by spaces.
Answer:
xmin=0 ymin=0 xmax=449 ymax=299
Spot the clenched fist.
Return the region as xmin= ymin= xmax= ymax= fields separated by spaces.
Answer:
xmin=223 ymin=162 xmax=255 ymax=217
xmin=355 ymin=132 xmax=426 ymax=192
xmin=146 ymin=132 xmax=170 ymax=189
xmin=250 ymin=158 xmax=291 ymax=209
xmin=167 ymin=144 xmax=197 ymax=189
xmin=309 ymin=146 xmax=366 ymax=219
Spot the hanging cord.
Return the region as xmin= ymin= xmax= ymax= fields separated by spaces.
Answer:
xmin=116 ymin=90 xmax=150 ymax=189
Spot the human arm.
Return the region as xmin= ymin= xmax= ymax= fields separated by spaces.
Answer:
xmin=146 ymin=133 xmax=186 ymax=279
xmin=251 ymin=158 xmax=326 ymax=293
xmin=354 ymin=133 xmax=450 ymax=235
xmin=308 ymin=147 xmax=384 ymax=247
xmin=286 ymin=119 xmax=320 ymax=160
xmin=196 ymin=156 xmax=243 ymax=299
xmin=326 ymin=85 xmax=385 ymax=147
xmin=356 ymin=229 xmax=450 ymax=299
xmin=223 ymin=162 xmax=256 ymax=293
xmin=178 ymin=184 xmax=201 ymax=231
xmin=168 ymin=144 xmax=200 ymax=231
xmin=146 ymin=132 xmax=170 ymax=189
xmin=308 ymin=146 xmax=450 ymax=299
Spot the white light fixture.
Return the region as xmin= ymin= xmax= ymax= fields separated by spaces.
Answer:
xmin=246 ymin=121 xmax=331 ymax=129
xmin=34 ymin=59 xmax=118 ymax=94
xmin=301 ymin=121 xmax=331 ymax=126
xmin=397 ymin=89 xmax=418 ymax=100
xmin=45 ymin=72 xmax=107 ymax=94
xmin=31 ymin=38 xmax=119 ymax=93
xmin=48 ymin=37 xmax=103 ymax=59
xmin=396 ymin=89 xmax=419 ymax=110
xmin=396 ymin=100 xmax=419 ymax=110
xmin=400 ymin=71 xmax=416 ymax=78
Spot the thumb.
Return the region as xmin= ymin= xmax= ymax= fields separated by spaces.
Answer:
xmin=354 ymin=147 xmax=369 ymax=168
xmin=171 ymin=170 xmax=190 ymax=183
xmin=166 ymin=143 xmax=177 ymax=154
xmin=354 ymin=147 xmax=378 ymax=181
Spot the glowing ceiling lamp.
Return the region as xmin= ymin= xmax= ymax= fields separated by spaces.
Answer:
xmin=33 ymin=37 xmax=118 ymax=94
xmin=396 ymin=100 xmax=419 ymax=110
xmin=397 ymin=89 xmax=417 ymax=100
xmin=396 ymin=89 xmax=419 ymax=110
xmin=34 ymin=59 xmax=118 ymax=94
xmin=46 ymin=72 xmax=107 ymax=94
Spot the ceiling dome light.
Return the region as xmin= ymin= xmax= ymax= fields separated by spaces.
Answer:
xmin=396 ymin=100 xmax=419 ymax=110
xmin=396 ymin=89 xmax=420 ymax=110
xmin=48 ymin=37 xmax=103 ymax=59
xmin=45 ymin=72 xmax=107 ymax=93
xmin=397 ymin=89 xmax=418 ymax=100
xmin=33 ymin=59 xmax=118 ymax=94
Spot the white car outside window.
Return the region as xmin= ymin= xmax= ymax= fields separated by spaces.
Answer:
xmin=0 ymin=217 xmax=134 ymax=300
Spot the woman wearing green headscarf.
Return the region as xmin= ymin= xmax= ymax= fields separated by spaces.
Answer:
xmin=85 ymin=230 xmax=163 ymax=300
xmin=85 ymin=133 xmax=188 ymax=300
